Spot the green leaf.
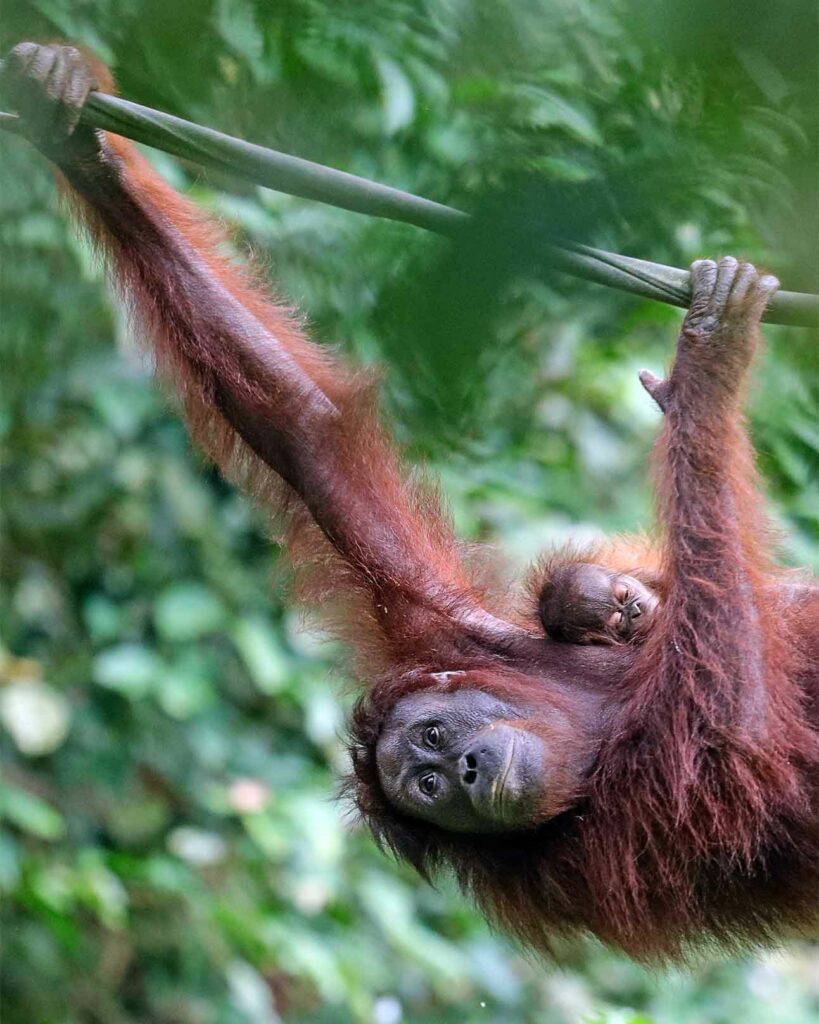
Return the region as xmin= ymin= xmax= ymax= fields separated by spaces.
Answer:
xmin=157 ymin=650 xmax=218 ymax=718
xmin=153 ymin=582 xmax=226 ymax=641
xmin=376 ymin=56 xmax=416 ymax=134
xmin=232 ymin=616 xmax=289 ymax=694
xmin=0 ymin=784 xmax=66 ymax=841
xmin=511 ymin=84 xmax=602 ymax=144
xmin=93 ymin=644 xmax=162 ymax=699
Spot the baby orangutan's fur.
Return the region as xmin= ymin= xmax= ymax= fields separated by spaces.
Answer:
xmin=536 ymin=547 xmax=663 ymax=645
xmin=4 ymin=42 xmax=818 ymax=963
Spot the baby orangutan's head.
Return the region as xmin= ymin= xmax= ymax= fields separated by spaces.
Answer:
xmin=539 ymin=562 xmax=659 ymax=645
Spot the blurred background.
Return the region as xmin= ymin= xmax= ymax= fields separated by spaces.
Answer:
xmin=1 ymin=1 xmax=817 ymax=1022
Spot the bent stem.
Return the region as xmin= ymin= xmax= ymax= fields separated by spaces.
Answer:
xmin=2 ymin=79 xmax=816 ymax=327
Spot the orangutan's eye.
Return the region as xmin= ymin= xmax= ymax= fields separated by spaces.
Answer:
xmin=614 ymin=581 xmax=630 ymax=603
xmin=423 ymin=725 xmax=441 ymax=748
xmin=419 ymin=773 xmax=439 ymax=797
xmin=608 ymin=610 xmax=624 ymax=630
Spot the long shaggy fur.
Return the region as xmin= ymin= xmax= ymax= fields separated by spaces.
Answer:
xmin=39 ymin=54 xmax=819 ymax=962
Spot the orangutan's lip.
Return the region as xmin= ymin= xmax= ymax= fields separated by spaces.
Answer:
xmin=491 ymin=733 xmax=517 ymax=819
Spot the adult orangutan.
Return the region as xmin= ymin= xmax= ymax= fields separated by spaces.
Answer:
xmin=3 ymin=42 xmax=817 ymax=961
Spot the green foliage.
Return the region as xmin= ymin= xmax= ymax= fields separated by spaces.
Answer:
xmin=1 ymin=1 xmax=817 ymax=1022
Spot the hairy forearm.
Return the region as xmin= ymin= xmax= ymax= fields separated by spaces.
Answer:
xmin=661 ymin=320 xmax=764 ymax=585
xmin=58 ymin=137 xmax=340 ymax=482
xmin=0 ymin=40 xmax=526 ymax=659
xmin=659 ymin=413 xmax=766 ymax=688
xmin=656 ymin=514 xmax=767 ymax=736
xmin=53 ymin=135 xmax=474 ymax=617
xmin=647 ymin=273 xmax=776 ymax=732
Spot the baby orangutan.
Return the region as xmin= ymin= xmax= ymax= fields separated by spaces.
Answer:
xmin=539 ymin=561 xmax=661 ymax=645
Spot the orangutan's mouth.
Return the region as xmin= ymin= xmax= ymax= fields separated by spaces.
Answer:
xmin=491 ymin=733 xmax=517 ymax=820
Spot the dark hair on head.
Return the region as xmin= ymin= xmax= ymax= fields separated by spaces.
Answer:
xmin=538 ymin=562 xmax=615 ymax=642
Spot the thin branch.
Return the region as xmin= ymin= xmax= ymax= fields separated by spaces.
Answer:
xmin=7 ymin=82 xmax=819 ymax=327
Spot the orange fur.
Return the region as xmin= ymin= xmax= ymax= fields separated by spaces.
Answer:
xmin=60 ymin=124 xmax=492 ymax=675
xmin=17 ymin=42 xmax=819 ymax=962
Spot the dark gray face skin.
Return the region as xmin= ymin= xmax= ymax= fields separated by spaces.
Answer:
xmin=593 ymin=569 xmax=659 ymax=640
xmin=375 ymin=690 xmax=549 ymax=833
